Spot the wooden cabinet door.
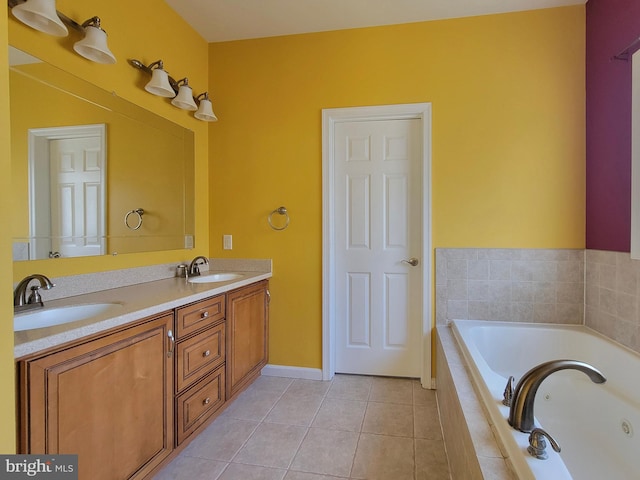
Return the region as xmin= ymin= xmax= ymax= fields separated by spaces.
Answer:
xmin=227 ymin=281 xmax=269 ymax=398
xmin=21 ymin=313 xmax=174 ymax=480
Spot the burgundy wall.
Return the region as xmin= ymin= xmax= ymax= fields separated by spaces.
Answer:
xmin=586 ymin=0 xmax=640 ymax=251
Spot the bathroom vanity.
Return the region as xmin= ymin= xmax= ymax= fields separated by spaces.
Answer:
xmin=14 ymin=267 xmax=270 ymax=480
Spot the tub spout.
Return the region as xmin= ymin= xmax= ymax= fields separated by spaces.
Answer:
xmin=508 ymin=359 xmax=606 ymax=433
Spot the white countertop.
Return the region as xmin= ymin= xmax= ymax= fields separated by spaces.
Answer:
xmin=14 ymin=270 xmax=271 ymax=359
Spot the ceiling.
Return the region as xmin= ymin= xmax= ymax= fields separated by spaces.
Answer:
xmin=165 ymin=0 xmax=586 ymax=43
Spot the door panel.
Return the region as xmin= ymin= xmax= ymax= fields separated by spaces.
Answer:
xmin=335 ymin=119 xmax=422 ymax=377
xmin=50 ymin=135 xmax=104 ymax=258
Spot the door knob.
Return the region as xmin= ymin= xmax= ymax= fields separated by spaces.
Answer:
xmin=402 ymin=257 xmax=419 ymax=267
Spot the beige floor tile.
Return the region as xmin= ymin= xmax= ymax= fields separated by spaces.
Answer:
xmin=284 ymin=472 xmax=344 ymax=480
xmin=413 ymin=381 xmax=437 ymax=406
xmin=219 ymin=463 xmax=287 ymax=480
xmin=223 ymin=388 xmax=283 ymax=421
xmin=152 ymin=455 xmax=227 ymax=480
xmin=155 ymin=375 xmax=453 ymax=480
xmin=351 ymin=433 xmax=415 ymax=479
xmin=251 ymin=376 xmax=295 ymax=394
xmin=414 ymin=404 xmax=444 ymax=441
xmin=362 ymin=402 xmax=414 ymax=437
xmin=326 ymin=374 xmax=372 ymax=401
xmin=290 ymin=428 xmax=359 ymax=477
xmin=311 ymin=397 xmax=366 ymax=432
xmin=285 ymin=379 xmax=332 ymax=397
xmin=415 ymin=438 xmax=451 ymax=480
xmin=182 ymin=416 xmax=259 ymax=461
xmin=369 ymin=377 xmax=414 ymax=405
xmin=264 ymin=392 xmax=324 ymax=426
xmin=232 ymin=423 xmax=307 ymax=469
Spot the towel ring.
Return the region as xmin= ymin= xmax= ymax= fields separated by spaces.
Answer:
xmin=268 ymin=206 xmax=290 ymax=231
xmin=124 ymin=208 xmax=145 ymax=230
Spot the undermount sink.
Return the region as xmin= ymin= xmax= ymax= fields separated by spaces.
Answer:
xmin=14 ymin=303 xmax=123 ymax=332
xmin=188 ymin=273 xmax=245 ymax=284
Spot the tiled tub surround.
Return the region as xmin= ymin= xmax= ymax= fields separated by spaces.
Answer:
xmin=436 ymin=248 xmax=584 ymax=326
xmin=436 ymin=327 xmax=513 ymax=480
xmin=13 ymin=258 xmax=272 ymax=358
xmin=435 ymin=248 xmax=640 ymax=479
xmin=585 ymin=249 xmax=640 ymax=352
xmin=435 ymin=247 xmax=584 ymax=480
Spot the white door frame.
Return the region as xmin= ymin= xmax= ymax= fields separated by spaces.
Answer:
xmin=322 ymin=103 xmax=433 ymax=388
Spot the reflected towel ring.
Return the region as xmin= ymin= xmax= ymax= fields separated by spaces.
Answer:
xmin=268 ymin=206 xmax=290 ymax=231
xmin=124 ymin=208 xmax=145 ymax=230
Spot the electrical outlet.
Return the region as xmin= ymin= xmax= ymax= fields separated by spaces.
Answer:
xmin=223 ymin=235 xmax=232 ymax=250
xmin=184 ymin=235 xmax=194 ymax=249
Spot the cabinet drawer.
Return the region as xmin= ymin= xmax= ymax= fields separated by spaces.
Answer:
xmin=176 ymin=295 xmax=225 ymax=338
xmin=176 ymin=323 xmax=225 ymax=392
xmin=176 ymin=366 xmax=225 ymax=445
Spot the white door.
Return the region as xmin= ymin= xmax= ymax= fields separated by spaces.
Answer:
xmin=334 ymin=118 xmax=423 ymax=377
xmin=49 ymin=136 xmax=104 ymax=258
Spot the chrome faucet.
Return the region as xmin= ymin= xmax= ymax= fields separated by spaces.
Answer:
xmin=13 ymin=274 xmax=55 ymax=312
xmin=188 ymin=256 xmax=209 ymax=277
xmin=508 ymin=359 xmax=606 ymax=432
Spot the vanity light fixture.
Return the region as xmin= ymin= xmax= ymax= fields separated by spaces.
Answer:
xmin=130 ymin=60 xmax=177 ymax=98
xmin=171 ymin=78 xmax=198 ymax=111
xmin=10 ymin=0 xmax=67 ymax=36
xmin=129 ymin=58 xmax=218 ymax=121
xmin=194 ymin=93 xmax=218 ymax=122
xmin=8 ymin=0 xmax=116 ymax=63
xmin=72 ymin=17 xmax=116 ymax=64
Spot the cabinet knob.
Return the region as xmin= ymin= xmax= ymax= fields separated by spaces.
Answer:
xmin=203 ymin=397 xmax=211 ymax=405
xmin=201 ymin=311 xmax=209 ymax=319
xmin=203 ymin=350 xmax=210 ymax=357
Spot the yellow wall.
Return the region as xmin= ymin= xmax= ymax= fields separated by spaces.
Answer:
xmin=3 ymin=0 xmax=208 ymax=451
xmin=1 ymin=12 xmax=17 ymax=454
xmin=209 ymin=7 xmax=586 ymax=369
xmin=9 ymin=0 xmax=210 ymax=280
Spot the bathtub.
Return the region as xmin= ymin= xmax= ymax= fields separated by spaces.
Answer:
xmin=450 ymin=320 xmax=640 ymax=480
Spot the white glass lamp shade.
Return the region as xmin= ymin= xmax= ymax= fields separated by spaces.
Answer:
xmin=12 ymin=0 xmax=68 ymax=37
xmin=145 ymin=68 xmax=175 ymax=97
xmin=171 ymin=85 xmax=198 ymax=111
xmin=73 ymin=25 xmax=116 ymax=64
xmin=195 ymin=98 xmax=218 ymax=122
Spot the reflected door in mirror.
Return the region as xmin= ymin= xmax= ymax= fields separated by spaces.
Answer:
xmin=49 ymin=135 xmax=104 ymax=258
xmin=29 ymin=124 xmax=106 ymax=260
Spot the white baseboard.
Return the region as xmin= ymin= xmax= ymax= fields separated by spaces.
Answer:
xmin=261 ymin=364 xmax=324 ymax=381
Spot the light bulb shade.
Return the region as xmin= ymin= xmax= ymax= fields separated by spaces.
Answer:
xmin=145 ymin=68 xmax=175 ymax=97
xmin=171 ymin=85 xmax=197 ymax=111
xmin=195 ymin=98 xmax=218 ymax=122
xmin=73 ymin=25 xmax=116 ymax=64
xmin=11 ymin=0 xmax=68 ymax=36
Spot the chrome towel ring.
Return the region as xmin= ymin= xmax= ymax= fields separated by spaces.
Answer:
xmin=268 ymin=206 xmax=290 ymax=231
xmin=124 ymin=208 xmax=145 ymax=230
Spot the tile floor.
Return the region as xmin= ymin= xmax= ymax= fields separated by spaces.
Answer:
xmin=154 ymin=374 xmax=451 ymax=480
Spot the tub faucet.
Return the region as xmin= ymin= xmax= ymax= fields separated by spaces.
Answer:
xmin=188 ymin=256 xmax=209 ymax=276
xmin=13 ymin=274 xmax=55 ymax=312
xmin=508 ymin=359 xmax=606 ymax=433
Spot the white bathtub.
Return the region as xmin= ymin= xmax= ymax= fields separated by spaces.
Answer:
xmin=451 ymin=320 xmax=640 ymax=480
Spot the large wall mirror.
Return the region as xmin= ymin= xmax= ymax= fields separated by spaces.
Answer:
xmin=9 ymin=46 xmax=195 ymax=261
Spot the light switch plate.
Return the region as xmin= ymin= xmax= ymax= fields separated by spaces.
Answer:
xmin=184 ymin=235 xmax=194 ymax=249
xmin=223 ymin=235 xmax=232 ymax=250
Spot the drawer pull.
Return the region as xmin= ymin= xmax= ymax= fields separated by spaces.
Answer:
xmin=201 ymin=311 xmax=209 ymax=319
xmin=167 ymin=330 xmax=175 ymax=358
xmin=203 ymin=397 xmax=211 ymax=405
xmin=203 ymin=350 xmax=211 ymax=357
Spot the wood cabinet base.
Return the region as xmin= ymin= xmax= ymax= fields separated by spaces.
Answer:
xmin=18 ymin=313 xmax=174 ymax=480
